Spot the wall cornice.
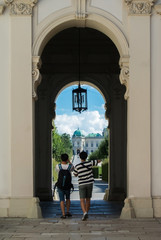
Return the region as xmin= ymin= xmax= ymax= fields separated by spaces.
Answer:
xmin=5 ymin=0 xmax=37 ymax=15
xmin=125 ymin=0 xmax=157 ymax=15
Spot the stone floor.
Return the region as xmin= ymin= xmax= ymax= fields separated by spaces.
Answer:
xmin=1 ymin=178 xmax=161 ymax=239
xmin=0 ymin=215 xmax=161 ymax=240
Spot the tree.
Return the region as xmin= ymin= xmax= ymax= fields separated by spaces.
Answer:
xmin=52 ymin=124 xmax=63 ymax=162
xmin=52 ymin=123 xmax=73 ymax=162
xmin=98 ymin=137 xmax=108 ymax=158
xmin=61 ymin=133 xmax=73 ymax=159
xmin=88 ymin=137 xmax=108 ymax=160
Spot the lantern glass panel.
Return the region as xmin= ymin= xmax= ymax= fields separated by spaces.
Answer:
xmin=72 ymin=86 xmax=87 ymax=113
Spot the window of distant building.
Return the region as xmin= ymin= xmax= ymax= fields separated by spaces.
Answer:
xmin=91 ymin=150 xmax=93 ymax=153
xmin=86 ymin=143 xmax=88 ymax=147
xmin=96 ymin=142 xmax=98 ymax=147
xmin=77 ymin=142 xmax=79 ymax=146
xmin=91 ymin=142 xmax=93 ymax=147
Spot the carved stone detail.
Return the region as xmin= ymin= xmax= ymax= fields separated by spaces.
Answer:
xmin=0 ymin=5 xmax=5 ymax=14
xmin=154 ymin=4 xmax=161 ymax=16
xmin=125 ymin=0 xmax=156 ymax=15
xmin=5 ymin=0 xmax=37 ymax=15
xmin=104 ymin=102 xmax=111 ymax=120
xmin=32 ymin=56 xmax=42 ymax=101
xmin=119 ymin=57 xmax=129 ymax=100
xmin=50 ymin=102 xmax=56 ymax=121
xmin=75 ymin=0 xmax=88 ymax=20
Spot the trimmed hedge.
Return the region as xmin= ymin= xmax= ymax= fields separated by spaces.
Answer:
xmin=92 ymin=166 xmax=99 ymax=178
xmin=102 ymin=160 xmax=108 ymax=182
xmin=92 ymin=166 xmax=102 ymax=178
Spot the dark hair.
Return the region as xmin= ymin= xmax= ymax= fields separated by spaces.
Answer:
xmin=61 ymin=153 xmax=69 ymax=162
xmin=79 ymin=151 xmax=87 ymax=160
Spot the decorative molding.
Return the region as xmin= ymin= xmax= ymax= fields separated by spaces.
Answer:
xmin=5 ymin=0 xmax=37 ymax=15
xmin=32 ymin=56 xmax=42 ymax=101
xmin=125 ymin=0 xmax=156 ymax=15
xmin=119 ymin=57 xmax=130 ymax=100
xmin=75 ymin=0 xmax=88 ymax=20
xmin=104 ymin=100 xmax=111 ymax=120
xmin=0 ymin=5 xmax=5 ymax=14
xmin=154 ymin=4 xmax=161 ymax=16
xmin=50 ymin=102 xmax=56 ymax=121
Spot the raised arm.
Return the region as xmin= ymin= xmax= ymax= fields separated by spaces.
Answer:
xmin=97 ymin=159 xmax=102 ymax=163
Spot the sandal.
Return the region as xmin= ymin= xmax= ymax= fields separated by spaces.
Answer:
xmin=60 ymin=215 xmax=66 ymax=219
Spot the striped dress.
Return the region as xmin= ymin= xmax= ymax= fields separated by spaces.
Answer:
xmin=73 ymin=160 xmax=98 ymax=186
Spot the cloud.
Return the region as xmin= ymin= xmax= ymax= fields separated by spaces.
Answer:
xmin=55 ymin=111 xmax=108 ymax=137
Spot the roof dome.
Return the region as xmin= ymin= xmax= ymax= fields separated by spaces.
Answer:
xmin=73 ymin=129 xmax=82 ymax=137
xmin=86 ymin=133 xmax=102 ymax=138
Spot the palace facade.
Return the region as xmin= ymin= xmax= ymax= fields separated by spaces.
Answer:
xmin=72 ymin=128 xmax=108 ymax=155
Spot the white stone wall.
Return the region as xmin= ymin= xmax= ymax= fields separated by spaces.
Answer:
xmin=0 ymin=7 xmax=11 ymax=198
xmin=151 ymin=9 xmax=161 ymax=197
xmin=37 ymin=0 xmax=72 ymax=24
xmin=90 ymin=0 xmax=122 ymax=21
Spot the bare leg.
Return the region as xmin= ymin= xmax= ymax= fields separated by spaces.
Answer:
xmin=80 ymin=198 xmax=86 ymax=213
xmin=60 ymin=201 xmax=65 ymax=216
xmin=66 ymin=199 xmax=70 ymax=213
xmin=86 ymin=198 xmax=91 ymax=213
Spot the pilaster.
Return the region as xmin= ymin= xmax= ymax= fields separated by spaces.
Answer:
xmin=121 ymin=0 xmax=153 ymax=219
xmin=151 ymin=2 xmax=161 ymax=217
xmin=5 ymin=0 xmax=37 ymax=200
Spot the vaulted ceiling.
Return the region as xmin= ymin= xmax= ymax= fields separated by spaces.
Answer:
xmin=41 ymin=27 xmax=120 ymax=75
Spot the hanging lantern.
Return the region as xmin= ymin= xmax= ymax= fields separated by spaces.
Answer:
xmin=72 ymin=84 xmax=87 ymax=113
xmin=72 ymin=28 xmax=88 ymax=113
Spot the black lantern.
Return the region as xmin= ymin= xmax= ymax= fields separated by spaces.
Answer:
xmin=72 ymin=29 xmax=88 ymax=113
xmin=72 ymin=83 xmax=87 ymax=113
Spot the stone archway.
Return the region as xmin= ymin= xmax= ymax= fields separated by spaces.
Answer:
xmin=34 ymin=27 xmax=127 ymax=202
xmin=32 ymin=12 xmax=129 ymax=101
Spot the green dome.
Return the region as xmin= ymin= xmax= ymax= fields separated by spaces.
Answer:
xmin=86 ymin=133 xmax=102 ymax=138
xmin=73 ymin=129 xmax=82 ymax=137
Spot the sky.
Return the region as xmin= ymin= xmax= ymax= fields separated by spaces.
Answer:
xmin=55 ymin=85 xmax=108 ymax=137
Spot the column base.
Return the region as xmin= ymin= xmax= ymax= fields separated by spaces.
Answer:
xmin=103 ymin=188 xmax=126 ymax=201
xmin=120 ymin=197 xmax=153 ymax=219
xmin=153 ymin=196 xmax=161 ymax=218
xmin=0 ymin=197 xmax=42 ymax=218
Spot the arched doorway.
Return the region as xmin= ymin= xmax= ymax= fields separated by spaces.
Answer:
xmin=34 ymin=27 xmax=127 ymax=202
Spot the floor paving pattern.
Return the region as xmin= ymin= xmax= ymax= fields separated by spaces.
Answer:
xmin=0 ymin=216 xmax=161 ymax=240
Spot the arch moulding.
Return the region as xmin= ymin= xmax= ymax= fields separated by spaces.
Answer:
xmin=32 ymin=11 xmax=130 ymax=100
